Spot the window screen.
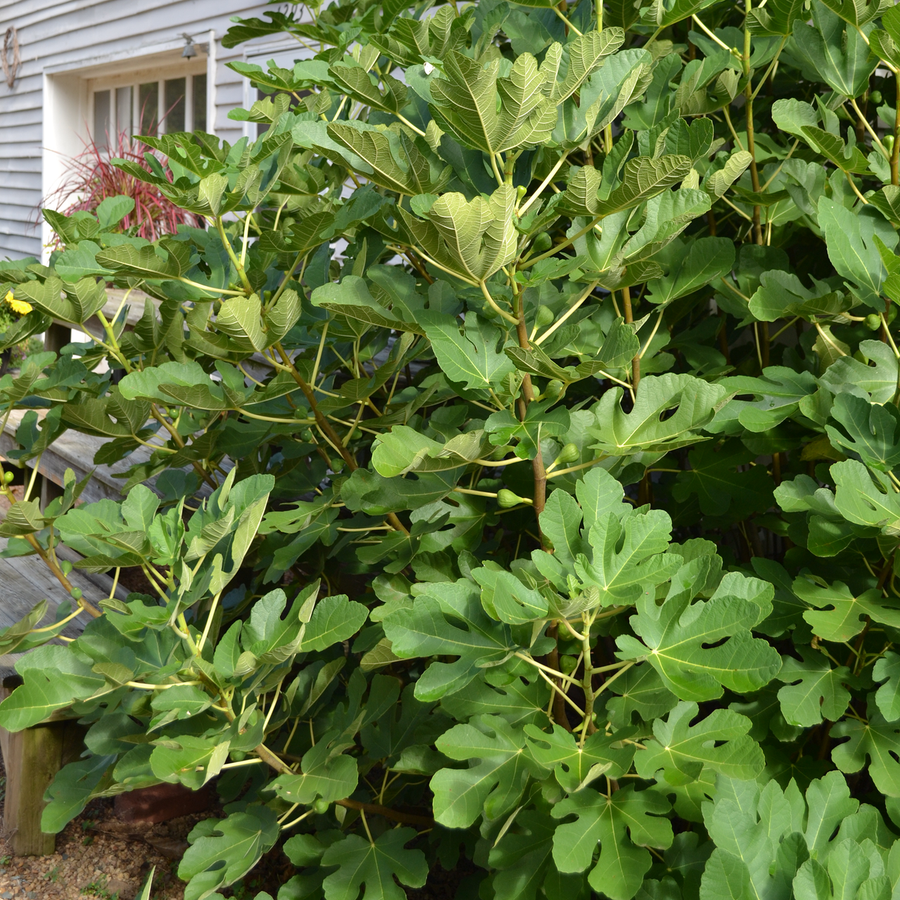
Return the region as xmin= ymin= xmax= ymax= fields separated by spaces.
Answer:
xmin=138 ymin=82 xmax=158 ymax=135
xmin=193 ymin=73 xmax=207 ymax=132
xmin=164 ymin=77 xmax=186 ymax=134
xmin=93 ymin=90 xmax=111 ymax=140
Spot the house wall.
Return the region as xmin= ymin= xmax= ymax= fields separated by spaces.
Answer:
xmin=0 ymin=0 xmax=303 ymax=261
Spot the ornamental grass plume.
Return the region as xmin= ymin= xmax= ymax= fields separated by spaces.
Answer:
xmin=43 ymin=126 xmax=203 ymax=244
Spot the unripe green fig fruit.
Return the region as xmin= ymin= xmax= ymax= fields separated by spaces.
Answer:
xmin=70 ymin=587 xmax=83 ymax=600
xmin=2 ymin=471 xmax=13 ymax=484
xmin=544 ymin=380 xmax=564 ymax=399
xmin=61 ymin=560 xmax=73 ymax=576
xmin=865 ymin=313 xmax=882 ymax=331
xmin=535 ymin=306 xmax=554 ymax=328
xmin=886 ymin=134 xmax=896 ymax=154
xmin=532 ymin=233 xmax=553 ymax=253
xmin=497 ymin=489 xmax=524 ymax=508
xmin=560 ymin=655 xmax=578 ymax=675
xmin=556 ymin=442 xmax=580 ymax=464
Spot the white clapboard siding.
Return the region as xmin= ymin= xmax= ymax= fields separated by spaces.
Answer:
xmin=0 ymin=206 xmax=41 ymax=229
xmin=0 ymin=172 xmax=41 ymax=193
xmin=0 ymin=0 xmax=308 ymax=261
xmin=0 ymin=231 xmax=40 ymax=258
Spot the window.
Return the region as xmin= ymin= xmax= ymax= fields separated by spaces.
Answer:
xmin=43 ymin=36 xmax=216 ymax=262
xmin=242 ymin=42 xmax=315 ymax=139
xmin=92 ymin=72 xmax=207 ymax=142
xmin=254 ymin=85 xmax=307 ymax=138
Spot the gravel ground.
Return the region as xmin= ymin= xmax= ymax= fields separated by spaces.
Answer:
xmin=0 ymin=771 xmax=197 ymax=900
xmin=0 ymin=771 xmax=469 ymax=900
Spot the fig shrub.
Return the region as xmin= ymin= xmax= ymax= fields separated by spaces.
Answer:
xmin=1 ymin=0 xmax=900 ymax=896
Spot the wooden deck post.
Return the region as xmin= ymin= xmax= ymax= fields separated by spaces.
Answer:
xmin=43 ymin=322 xmax=71 ymax=356
xmin=0 ymin=673 xmax=85 ymax=855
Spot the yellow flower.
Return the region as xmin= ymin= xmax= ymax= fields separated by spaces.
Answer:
xmin=4 ymin=291 xmax=32 ymax=315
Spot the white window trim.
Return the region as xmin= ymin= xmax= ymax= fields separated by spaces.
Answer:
xmin=242 ymin=38 xmax=315 ymax=140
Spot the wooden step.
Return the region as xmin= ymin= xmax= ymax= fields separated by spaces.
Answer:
xmin=0 ymin=536 xmax=130 ymax=663
xmin=0 ymin=408 xmax=159 ymax=507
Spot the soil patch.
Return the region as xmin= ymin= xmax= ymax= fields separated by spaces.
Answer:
xmin=0 ymin=758 xmax=197 ymax=900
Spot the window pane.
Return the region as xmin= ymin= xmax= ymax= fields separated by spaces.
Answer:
xmin=163 ymin=77 xmax=186 ymax=133
xmin=93 ymin=90 xmax=110 ymax=142
xmin=255 ymin=85 xmax=305 ymax=138
xmin=115 ymin=86 xmax=132 ymax=138
xmin=257 ymin=87 xmax=270 ymax=138
xmin=138 ymin=82 xmax=158 ymax=135
xmin=192 ymin=73 xmax=207 ymax=132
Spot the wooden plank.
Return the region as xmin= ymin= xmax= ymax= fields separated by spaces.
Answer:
xmin=0 ymin=412 xmax=231 ymax=506
xmin=0 ymin=529 xmax=133 ymax=855
xmin=0 ymin=300 xmax=237 ymax=504
xmin=35 ymin=325 xmax=75 ymax=509
xmin=0 ymin=536 xmax=128 ymax=640
xmin=0 ymin=396 xmax=234 ymax=509
xmin=95 ymin=288 xmax=160 ymax=328
xmin=0 ymin=553 xmax=85 ymax=640
xmin=0 ymin=408 xmax=158 ymax=506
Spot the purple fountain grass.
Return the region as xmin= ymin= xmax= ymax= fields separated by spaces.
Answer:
xmin=44 ymin=126 xmax=203 ymax=243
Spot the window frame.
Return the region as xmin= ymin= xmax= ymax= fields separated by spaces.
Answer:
xmin=88 ymin=61 xmax=209 ymax=142
xmin=241 ymin=39 xmax=316 ymax=140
